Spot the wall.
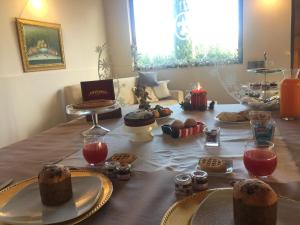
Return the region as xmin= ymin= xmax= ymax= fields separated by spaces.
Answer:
xmin=103 ymin=0 xmax=291 ymax=102
xmin=0 ymin=0 xmax=107 ymax=148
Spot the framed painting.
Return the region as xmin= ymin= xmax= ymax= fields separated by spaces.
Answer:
xmin=16 ymin=18 xmax=66 ymax=72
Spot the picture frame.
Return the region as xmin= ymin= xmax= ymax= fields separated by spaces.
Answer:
xmin=16 ymin=18 xmax=66 ymax=72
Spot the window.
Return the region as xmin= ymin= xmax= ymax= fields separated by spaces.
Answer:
xmin=129 ymin=0 xmax=243 ymax=70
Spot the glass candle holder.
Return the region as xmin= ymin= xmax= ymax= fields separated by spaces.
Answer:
xmin=204 ymin=127 xmax=220 ymax=147
xmin=243 ymin=140 xmax=277 ymax=177
xmin=82 ymin=135 xmax=108 ymax=166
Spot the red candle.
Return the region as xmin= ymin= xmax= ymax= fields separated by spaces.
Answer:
xmin=190 ymin=83 xmax=207 ymax=110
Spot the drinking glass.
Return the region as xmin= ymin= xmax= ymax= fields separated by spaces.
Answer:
xmin=243 ymin=140 xmax=277 ymax=177
xmin=249 ymin=111 xmax=275 ymax=144
xmin=82 ymin=135 xmax=108 ymax=166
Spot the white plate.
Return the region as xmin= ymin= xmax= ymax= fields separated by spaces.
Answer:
xmin=0 ymin=176 xmax=102 ymax=225
xmin=214 ymin=117 xmax=249 ymax=124
xmin=190 ymin=188 xmax=300 ymax=225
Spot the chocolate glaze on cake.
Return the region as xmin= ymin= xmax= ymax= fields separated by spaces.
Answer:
xmin=233 ymin=179 xmax=278 ymax=225
xmin=38 ymin=164 xmax=73 ymax=206
xmin=124 ymin=111 xmax=155 ymax=127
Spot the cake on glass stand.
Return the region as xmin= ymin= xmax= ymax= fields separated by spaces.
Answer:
xmin=66 ymin=100 xmax=120 ymax=136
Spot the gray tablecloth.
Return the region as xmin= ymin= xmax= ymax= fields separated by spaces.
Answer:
xmin=0 ymin=104 xmax=300 ymax=225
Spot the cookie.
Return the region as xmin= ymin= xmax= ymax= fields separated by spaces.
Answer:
xmin=198 ymin=157 xmax=227 ymax=173
xmin=111 ymin=153 xmax=136 ymax=164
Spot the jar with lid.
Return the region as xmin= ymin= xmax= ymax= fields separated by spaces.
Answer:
xmin=115 ymin=163 xmax=131 ymax=180
xmin=192 ymin=170 xmax=208 ymax=192
xmin=104 ymin=161 xmax=120 ymax=177
xmin=174 ymin=173 xmax=193 ymax=195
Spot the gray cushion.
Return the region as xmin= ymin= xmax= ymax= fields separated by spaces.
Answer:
xmin=137 ymin=72 xmax=159 ymax=87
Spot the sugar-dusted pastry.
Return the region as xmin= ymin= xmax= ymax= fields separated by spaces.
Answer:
xmin=238 ymin=109 xmax=251 ymax=120
xmin=38 ymin=164 xmax=73 ymax=206
xmin=171 ymin=120 xmax=185 ymax=129
xmin=233 ymin=179 xmax=278 ymax=225
xmin=184 ymin=118 xmax=197 ymax=128
xmin=216 ymin=112 xmax=245 ymax=122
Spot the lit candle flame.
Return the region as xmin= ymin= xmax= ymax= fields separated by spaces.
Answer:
xmin=197 ymin=82 xmax=202 ymax=91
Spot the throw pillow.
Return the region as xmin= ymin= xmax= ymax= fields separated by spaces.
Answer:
xmin=137 ymin=72 xmax=159 ymax=87
xmin=153 ymin=80 xmax=171 ymax=99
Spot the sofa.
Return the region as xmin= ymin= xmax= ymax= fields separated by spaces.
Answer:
xmin=64 ymin=77 xmax=184 ymax=109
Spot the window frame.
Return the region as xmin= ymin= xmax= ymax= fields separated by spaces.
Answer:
xmin=129 ymin=0 xmax=244 ymax=71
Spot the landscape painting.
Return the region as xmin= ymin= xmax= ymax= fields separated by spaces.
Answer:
xmin=16 ymin=18 xmax=66 ymax=72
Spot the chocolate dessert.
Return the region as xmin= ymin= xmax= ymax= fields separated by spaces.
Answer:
xmin=38 ymin=164 xmax=73 ymax=206
xmin=124 ymin=111 xmax=155 ymax=127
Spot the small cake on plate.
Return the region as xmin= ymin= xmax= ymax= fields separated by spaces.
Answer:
xmin=73 ymin=99 xmax=114 ymax=109
xmin=124 ymin=111 xmax=155 ymax=127
xmin=38 ymin=164 xmax=73 ymax=206
xmin=233 ymin=179 xmax=278 ymax=225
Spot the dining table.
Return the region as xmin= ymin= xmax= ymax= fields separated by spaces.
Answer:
xmin=0 ymin=104 xmax=300 ymax=225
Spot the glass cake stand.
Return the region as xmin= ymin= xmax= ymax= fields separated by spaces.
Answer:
xmin=66 ymin=101 xmax=120 ymax=136
xmin=123 ymin=122 xmax=158 ymax=142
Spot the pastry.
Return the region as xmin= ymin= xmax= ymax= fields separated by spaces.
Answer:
xmin=73 ymin=99 xmax=114 ymax=109
xmin=124 ymin=111 xmax=155 ymax=127
xmin=238 ymin=109 xmax=251 ymax=120
xmin=198 ymin=157 xmax=227 ymax=173
xmin=111 ymin=153 xmax=136 ymax=164
xmin=216 ymin=112 xmax=245 ymax=122
xmin=38 ymin=164 xmax=73 ymax=206
xmin=233 ymin=179 xmax=278 ymax=225
xmin=171 ymin=120 xmax=185 ymax=129
xmin=184 ymin=118 xmax=197 ymax=128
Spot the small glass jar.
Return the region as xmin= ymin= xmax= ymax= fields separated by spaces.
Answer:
xmin=204 ymin=127 xmax=220 ymax=147
xmin=104 ymin=161 xmax=120 ymax=177
xmin=116 ymin=163 xmax=131 ymax=180
xmin=174 ymin=173 xmax=193 ymax=195
xmin=192 ymin=170 xmax=208 ymax=192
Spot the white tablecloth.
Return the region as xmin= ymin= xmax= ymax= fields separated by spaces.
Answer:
xmin=61 ymin=105 xmax=300 ymax=183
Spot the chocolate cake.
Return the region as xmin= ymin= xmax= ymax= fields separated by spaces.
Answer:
xmin=124 ymin=111 xmax=155 ymax=127
xmin=38 ymin=164 xmax=73 ymax=206
xmin=233 ymin=179 xmax=278 ymax=225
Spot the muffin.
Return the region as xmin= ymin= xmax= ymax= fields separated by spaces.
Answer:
xmin=124 ymin=111 xmax=155 ymax=127
xmin=38 ymin=164 xmax=73 ymax=206
xmin=233 ymin=179 xmax=278 ymax=225
xmin=171 ymin=120 xmax=185 ymax=130
xmin=184 ymin=118 xmax=197 ymax=128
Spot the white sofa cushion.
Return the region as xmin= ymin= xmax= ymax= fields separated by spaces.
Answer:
xmin=153 ymin=80 xmax=171 ymax=99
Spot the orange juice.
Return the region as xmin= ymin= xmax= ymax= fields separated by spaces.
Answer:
xmin=280 ymin=78 xmax=300 ymax=119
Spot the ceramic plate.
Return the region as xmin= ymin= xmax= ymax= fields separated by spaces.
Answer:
xmin=0 ymin=176 xmax=102 ymax=225
xmin=214 ymin=117 xmax=249 ymax=125
xmin=190 ymin=189 xmax=300 ymax=225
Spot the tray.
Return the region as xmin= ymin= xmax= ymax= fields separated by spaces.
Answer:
xmin=161 ymin=188 xmax=300 ymax=225
xmin=0 ymin=170 xmax=113 ymax=225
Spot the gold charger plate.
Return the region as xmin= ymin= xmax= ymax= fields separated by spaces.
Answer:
xmin=0 ymin=170 xmax=113 ymax=225
xmin=160 ymin=189 xmax=216 ymax=225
